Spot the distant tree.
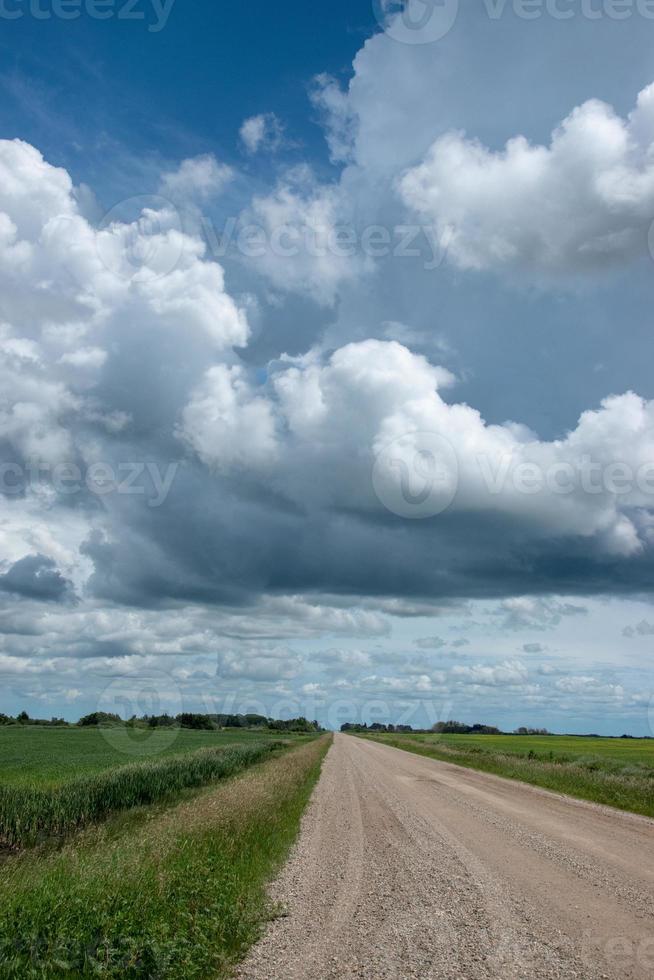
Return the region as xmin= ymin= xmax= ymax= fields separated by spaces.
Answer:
xmin=77 ymin=711 xmax=123 ymax=727
xmin=17 ymin=711 xmax=30 ymax=724
xmin=244 ymin=714 xmax=268 ymax=727
xmin=432 ymin=720 xmax=470 ymax=734
xmin=176 ymin=713 xmax=215 ymax=730
xmin=146 ymin=714 xmax=177 ymax=728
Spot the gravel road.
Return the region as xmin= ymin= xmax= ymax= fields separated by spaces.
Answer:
xmin=236 ymin=733 xmax=654 ymax=980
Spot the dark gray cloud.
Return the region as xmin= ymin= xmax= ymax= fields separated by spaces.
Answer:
xmin=0 ymin=555 xmax=74 ymax=603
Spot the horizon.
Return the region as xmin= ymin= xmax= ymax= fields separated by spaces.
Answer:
xmin=1 ymin=2 xmax=654 ymax=738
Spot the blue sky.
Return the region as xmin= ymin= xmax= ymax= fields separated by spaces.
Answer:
xmin=1 ymin=0 xmax=654 ymax=733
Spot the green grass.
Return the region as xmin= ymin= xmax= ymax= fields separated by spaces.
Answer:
xmin=360 ymin=732 xmax=654 ymax=818
xmin=0 ymin=735 xmax=331 ymax=979
xmin=0 ymin=741 xmax=289 ymax=849
xmin=421 ymin=732 xmax=654 ymax=766
xmin=0 ymin=726 xmax=285 ymax=787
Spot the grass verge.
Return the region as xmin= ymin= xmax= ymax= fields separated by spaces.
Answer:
xmin=0 ymin=734 xmax=331 ymax=978
xmin=0 ymin=741 xmax=286 ymax=849
xmin=360 ymin=733 xmax=654 ymax=818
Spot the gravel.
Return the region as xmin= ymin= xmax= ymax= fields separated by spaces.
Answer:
xmin=236 ymin=733 xmax=654 ymax=980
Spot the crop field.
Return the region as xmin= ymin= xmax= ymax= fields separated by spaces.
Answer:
xmin=362 ymin=731 xmax=654 ymax=817
xmin=0 ymin=725 xmax=286 ymax=787
xmin=0 ymin=735 xmax=332 ymax=978
xmin=409 ymin=731 xmax=654 ymax=764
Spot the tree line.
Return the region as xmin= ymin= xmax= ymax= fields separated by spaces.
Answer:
xmin=0 ymin=710 xmax=323 ymax=733
xmin=341 ymin=720 xmax=551 ymax=735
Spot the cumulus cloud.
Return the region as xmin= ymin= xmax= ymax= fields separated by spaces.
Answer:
xmin=179 ymin=338 xmax=654 ymax=558
xmin=523 ymin=642 xmax=546 ymax=654
xmin=0 ymin=138 xmax=250 ymax=594
xmin=400 ymin=83 xmax=654 ymax=277
xmin=554 ymin=676 xmax=624 ymax=702
xmin=160 ymin=154 xmax=233 ymax=200
xmin=498 ymin=598 xmax=587 ymax=631
xmin=0 ymin=554 xmax=73 ymax=602
xmin=1 ymin=122 xmax=654 ymax=726
xmin=243 ymin=166 xmax=369 ymax=304
xmin=179 ymin=364 xmax=278 ymax=470
xmin=623 ymin=620 xmax=654 ymax=638
xmin=240 ymin=113 xmax=286 ymax=155
xmin=451 ymin=659 xmax=529 ymax=688
xmin=414 ymin=635 xmax=446 ymax=650
xmin=310 ymin=74 xmax=357 ymax=164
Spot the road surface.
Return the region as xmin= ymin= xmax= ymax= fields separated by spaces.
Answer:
xmin=237 ymin=733 xmax=654 ymax=979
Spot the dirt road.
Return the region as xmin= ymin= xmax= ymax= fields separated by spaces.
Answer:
xmin=237 ymin=733 xmax=654 ymax=980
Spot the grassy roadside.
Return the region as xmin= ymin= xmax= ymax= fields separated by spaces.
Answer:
xmin=359 ymin=733 xmax=654 ymax=818
xmin=0 ymin=734 xmax=332 ymax=979
xmin=0 ymin=741 xmax=285 ymax=849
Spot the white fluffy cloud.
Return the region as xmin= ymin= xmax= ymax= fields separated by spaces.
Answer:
xmin=160 ymin=154 xmax=234 ymax=200
xmin=0 ymin=138 xmax=250 ymax=584
xmin=180 ymin=338 xmax=654 ymax=556
xmin=244 ymin=166 xmax=369 ymax=304
xmin=239 ymin=113 xmax=286 ymax=155
xmin=310 ymin=74 xmax=357 ymax=164
xmin=401 ymin=83 xmax=654 ymax=276
xmin=180 ymin=364 xmax=277 ymax=469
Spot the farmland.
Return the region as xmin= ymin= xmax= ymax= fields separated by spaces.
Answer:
xmin=0 ymin=735 xmax=331 ymax=978
xmin=0 ymin=726 xmax=318 ymax=849
xmin=360 ymin=731 xmax=654 ymax=817
xmin=0 ymin=725 xmax=287 ymax=787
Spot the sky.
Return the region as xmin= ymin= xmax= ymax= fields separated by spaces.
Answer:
xmin=1 ymin=0 xmax=654 ymax=733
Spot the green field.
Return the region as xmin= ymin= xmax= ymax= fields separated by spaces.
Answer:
xmin=361 ymin=732 xmax=654 ymax=817
xmin=0 ymin=735 xmax=332 ymax=978
xmin=0 ymin=726 xmax=285 ymax=787
xmin=411 ymin=732 xmax=654 ymax=765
